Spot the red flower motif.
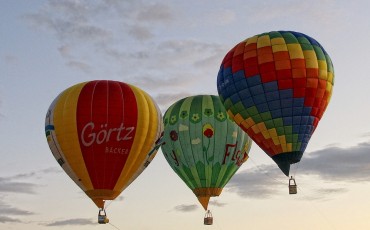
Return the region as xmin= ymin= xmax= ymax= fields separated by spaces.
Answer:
xmin=203 ymin=128 xmax=214 ymax=138
xmin=170 ymin=130 xmax=178 ymax=141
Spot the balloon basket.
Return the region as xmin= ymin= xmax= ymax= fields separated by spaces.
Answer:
xmin=289 ymin=176 xmax=297 ymax=194
xmin=204 ymin=210 xmax=213 ymax=225
xmin=98 ymin=208 xmax=109 ymax=224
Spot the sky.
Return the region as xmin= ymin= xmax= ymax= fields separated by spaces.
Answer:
xmin=1 ymin=0 xmax=370 ymax=229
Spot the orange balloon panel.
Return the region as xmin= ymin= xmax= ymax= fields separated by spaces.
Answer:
xmin=45 ymin=80 xmax=163 ymax=208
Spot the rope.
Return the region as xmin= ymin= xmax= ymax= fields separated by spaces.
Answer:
xmin=108 ymin=222 xmax=122 ymax=230
xmin=214 ymin=221 xmax=224 ymax=230
xmin=247 ymin=155 xmax=286 ymax=185
xmin=297 ymin=185 xmax=337 ymax=230
xmin=104 ymin=200 xmax=114 ymax=210
xmin=291 ymin=160 xmax=301 ymax=178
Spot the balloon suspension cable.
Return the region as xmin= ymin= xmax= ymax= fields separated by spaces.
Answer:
xmin=248 ymin=155 xmax=286 ymax=185
xmin=108 ymin=222 xmax=122 ymax=230
xmin=104 ymin=200 xmax=114 ymax=210
xmin=214 ymin=220 xmax=225 ymax=230
xmin=296 ymin=186 xmax=337 ymax=230
xmin=291 ymin=160 xmax=301 ymax=178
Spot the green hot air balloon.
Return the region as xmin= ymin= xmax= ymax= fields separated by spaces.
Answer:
xmin=161 ymin=95 xmax=252 ymax=223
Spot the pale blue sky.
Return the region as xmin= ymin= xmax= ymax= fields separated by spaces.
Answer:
xmin=1 ymin=1 xmax=370 ymax=229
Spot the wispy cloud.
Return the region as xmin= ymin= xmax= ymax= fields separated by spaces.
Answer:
xmin=3 ymin=55 xmax=18 ymax=64
xmin=0 ymin=167 xmax=61 ymax=194
xmin=174 ymin=204 xmax=199 ymax=212
xmin=171 ymin=198 xmax=228 ymax=212
xmin=0 ymin=168 xmax=59 ymax=225
xmin=8 ymin=167 xmax=61 ymax=180
xmin=23 ymin=0 xmax=225 ymax=109
xmin=227 ymin=165 xmax=284 ymax=199
xmin=0 ymin=200 xmax=34 ymax=224
xmin=227 ymin=140 xmax=370 ymax=199
xmin=44 ymin=218 xmax=95 ymax=226
xmin=0 ymin=202 xmax=34 ymax=216
xmin=297 ymin=142 xmax=370 ymax=181
xmin=0 ymin=177 xmax=37 ymax=194
xmin=241 ymin=0 xmax=345 ymax=29
xmin=0 ymin=216 xmax=21 ymax=223
xmin=209 ymin=200 xmax=227 ymax=207
xmin=66 ymin=60 xmax=92 ymax=73
xmin=155 ymin=92 xmax=192 ymax=111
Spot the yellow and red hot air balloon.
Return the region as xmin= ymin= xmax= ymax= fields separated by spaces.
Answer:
xmin=217 ymin=31 xmax=334 ymax=189
xmin=45 ymin=80 xmax=163 ymax=223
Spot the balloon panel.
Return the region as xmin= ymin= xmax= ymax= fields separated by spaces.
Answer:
xmin=76 ymin=81 xmax=138 ymax=190
xmin=217 ymin=31 xmax=334 ymax=175
xmin=161 ymin=95 xmax=252 ymax=191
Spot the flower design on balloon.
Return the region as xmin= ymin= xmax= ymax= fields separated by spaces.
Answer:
xmin=180 ymin=110 xmax=188 ymax=119
xmin=191 ymin=113 xmax=200 ymax=122
xmin=170 ymin=130 xmax=178 ymax=141
xmin=216 ymin=111 xmax=226 ymax=121
xmin=170 ymin=115 xmax=177 ymax=124
xmin=204 ymin=108 xmax=213 ymax=117
xmin=202 ymin=123 xmax=214 ymax=163
xmin=203 ymin=124 xmax=214 ymax=138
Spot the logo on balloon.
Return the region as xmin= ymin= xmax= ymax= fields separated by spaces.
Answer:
xmin=81 ymin=122 xmax=135 ymax=147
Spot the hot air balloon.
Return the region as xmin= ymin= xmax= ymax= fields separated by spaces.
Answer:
xmin=45 ymin=80 xmax=163 ymax=223
xmin=217 ymin=31 xmax=334 ymax=189
xmin=161 ymin=95 xmax=252 ymax=224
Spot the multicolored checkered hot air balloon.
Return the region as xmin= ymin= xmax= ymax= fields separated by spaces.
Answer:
xmin=217 ymin=31 xmax=334 ymax=177
xmin=45 ymin=80 xmax=163 ymax=223
xmin=161 ymin=95 xmax=252 ymax=222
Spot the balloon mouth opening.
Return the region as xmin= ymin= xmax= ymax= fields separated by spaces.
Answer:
xmin=85 ymin=189 xmax=121 ymax=208
xmin=271 ymin=151 xmax=304 ymax=176
xmin=193 ymin=188 xmax=223 ymax=210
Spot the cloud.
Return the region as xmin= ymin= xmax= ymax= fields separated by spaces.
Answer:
xmin=23 ymin=1 xmax=224 ymax=102
xmin=128 ymin=25 xmax=154 ymax=41
xmin=209 ymin=200 xmax=227 ymax=207
xmin=154 ymin=92 xmax=192 ymax=111
xmin=3 ymin=55 xmax=18 ymax=64
xmin=23 ymin=1 xmax=173 ymax=43
xmin=227 ymin=165 xmax=284 ymax=199
xmin=227 ymin=140 xmax=370 ymax=199
xmin=135 ymin=3 xmax=173 ymax=22
xmin=0 ymin=177 xmax=37 ymax=194
xmin=241 ymin=0 xmax=344 ymax=28
xmin=298 ymin=142 xmax=370 ymax=181
xmin=0 ymin=167 xmax=61 ymax=194
xmin=0 ymin=202 xmax=34 ymax=216
xmin=204 ymin=9 xmax=236 ymax=26
xmin=44 ymin=218 xmax=95 ymax=226
xmin=0 ymin=200 xmax=34 ymax=224
xmin=40 ymin=167 xmax=62 ymax=174
xmin=173 ymin=201 xmax=226 ymax=212
xmin=9 ymin=167 xmax=61 ymax=180
xmin=0 ymin=169 xmax=60 ymax=225
xmin=66 ymin=60 xmax=92 ymax=73
xmin=0 ymin=216 xmax=21 ymax=223
xmin=174 ymin=204 xmax=199 ymax=212
xmin=24 ymin=1 xmax=112 ymax=43
xmin=359 ymin=132 xmax=370 ymax=138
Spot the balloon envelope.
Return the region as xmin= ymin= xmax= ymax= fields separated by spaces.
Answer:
xmin=161 ymin=95 xmax=252 ymax=210
xmin=45 ymin=80 xmax=163 ymax=208
xmin=217 ymin=31 xmax=334 ymax=176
